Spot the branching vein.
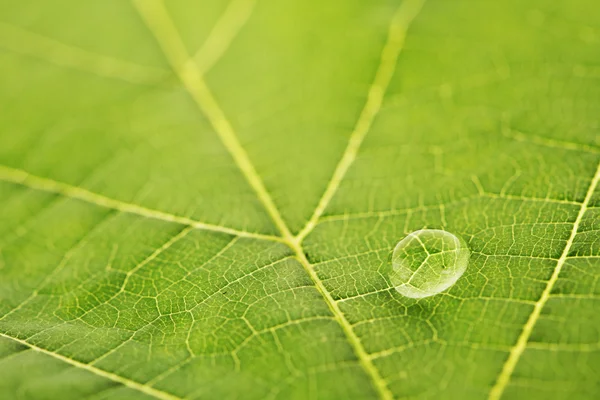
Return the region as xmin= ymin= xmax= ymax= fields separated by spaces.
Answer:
xmin=488 ymin=160 xmax=600 ymax=400
xmin=296 ymin=0 xmax=426 ymax=242
xmin=193 ymin=0 xmax=257 ymax=73
xmin=130 ymin=1 xmax=430 ymax=398
xmin=132 ymin=0 xmax=291 ymax=240
xmin=0 ymin=164 xmax=283 ymax=243
xmin=0 ymin=332 xmax=181 ymax=400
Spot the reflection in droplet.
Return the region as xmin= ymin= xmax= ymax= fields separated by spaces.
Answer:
xmin=390 ymin=229 xmax=470 ymax=299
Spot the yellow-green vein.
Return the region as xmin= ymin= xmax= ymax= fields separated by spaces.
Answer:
xmin=0 ymin=22 xmax=167 ymax=85
xmin=488 ymin=160 xmax=600 ymax=400
xmin=130 ymin=1 xmax=424 ymax=398
xmin=132 ymin=0 xmax=292 ymax=240
xmin=0 ymin=332 xmax=181 ymax=400
xmin=193 ymin=0 xmax=257 ymax=73
xmin=0 ymin=164 xmax=283 ymax=243
xmin=296 ymin=0 xmax=427 ymax=243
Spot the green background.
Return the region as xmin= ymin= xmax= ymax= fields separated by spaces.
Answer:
xmin=0 ymin=0 xmax=598 ymax=399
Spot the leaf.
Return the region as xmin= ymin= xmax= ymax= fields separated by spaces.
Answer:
xmin=0 ymin=0 xmax=598 ymax=399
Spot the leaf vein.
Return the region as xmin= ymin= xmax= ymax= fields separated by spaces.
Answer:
xmin=488 ymin=160 xmax=600 ymax=400
xmin=0 ymin=332 xmax=181 ymax=400
xmin=296 ymin=0 xmax=427 ymax=242
xmin=0 ymin=22 xmax=167 ymax=85
xmin=193 ymin=0 xmax=256 ymax=73
xmin=130 ymin=1 xmax=430 ymax=398
xmin=0 ymin=164 xmax=283 ymax=243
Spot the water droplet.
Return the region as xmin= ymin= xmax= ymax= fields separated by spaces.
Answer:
xmin=390 ymin=229 xmax=470 ymax=299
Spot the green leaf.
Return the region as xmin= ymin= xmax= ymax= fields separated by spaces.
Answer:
xmin=0 ymin=0 xmax=599 ymax=399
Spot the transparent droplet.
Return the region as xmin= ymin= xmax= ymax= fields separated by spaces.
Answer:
xmin=390 ymin=229 xmax=470 ymax=299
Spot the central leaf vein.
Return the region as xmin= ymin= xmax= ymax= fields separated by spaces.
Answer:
xmin=131 ymin=1 xmax=428 ymax=399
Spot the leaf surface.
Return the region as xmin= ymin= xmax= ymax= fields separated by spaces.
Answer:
xmin=0 ymin=0 xmax=599 ymax=399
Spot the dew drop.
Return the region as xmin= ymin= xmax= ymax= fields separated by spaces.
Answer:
xmin=390 ymin=229 xmax=470 ymax=299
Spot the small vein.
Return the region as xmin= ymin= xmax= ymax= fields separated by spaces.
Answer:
xmin=488 ymin=160 xmax=600 ymax=400
xmin=186 ymin=255 xmax=292 ymax=315
xmin=0 ymin=22 xmax=167 ymax=85
xmin=0 ymin=211 xmax=117 ymax=321
xmin=289 ymin=242 xmax=394 ymax=400
xmin=527 ymin=342 xmax=600 ymax=352
xmin=481 ymin=192 xmax=582 ymax=206
xmin=79 ymin=226 xmax=195 ymax=335
xmin=132 ymin=0 xmax=291 ymax=239
xmin=116 ymin=226 xmax=193 ymax=291
xmin=296 ymin=0 xmax=427 ymax=242
xmin=193 ymin=0 xmax=257 ymax=73
xmin=320 ymin=194 xmax=479 ymax=222
xmin=473 ymin=175 xmax=583 ymax=205
xmin=0 ymin=332 xmax=181 ymax=400
xmin=0 ymin=164 xmax=283 ymax=243
xmin=504 ymin=128 xmax=600 ymax=155
xmin=130 ymin=2 xmax=425 ymax=398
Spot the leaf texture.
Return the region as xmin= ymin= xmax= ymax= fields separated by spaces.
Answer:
xmin=0 ymin=0 xmax=599 ymax=399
